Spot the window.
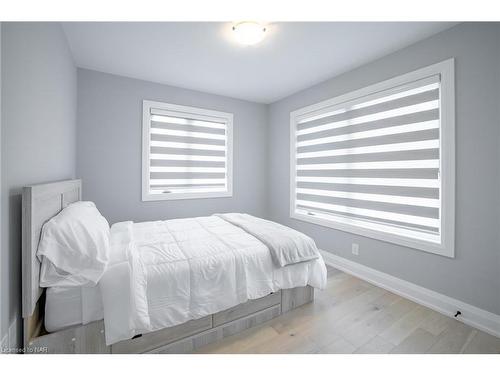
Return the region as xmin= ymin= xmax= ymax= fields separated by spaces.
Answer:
xmin=290 ymin=59 xmax=455 ymax=257
xmin=142 ymin=100 xmax=233 ymax=201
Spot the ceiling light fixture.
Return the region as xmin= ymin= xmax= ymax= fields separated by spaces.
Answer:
xmin=232 ymin=22 xmax=267 ymax=46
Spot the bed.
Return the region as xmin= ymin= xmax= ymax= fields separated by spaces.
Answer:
xmin=22 ymin=179 xmax=326 ymax=354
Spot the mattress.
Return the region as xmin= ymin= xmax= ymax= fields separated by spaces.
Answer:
xmin=100 ymin=216 xmax=327 ymax=344
xmin=45 ymin=285 xmax=103 ymax=332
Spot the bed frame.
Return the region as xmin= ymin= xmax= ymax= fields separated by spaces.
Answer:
xmin=22 ymin=179 xmax=314 ymax=354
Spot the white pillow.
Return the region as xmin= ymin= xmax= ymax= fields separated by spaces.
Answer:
xmin=37 ymin=201 xmax=110 ymax=287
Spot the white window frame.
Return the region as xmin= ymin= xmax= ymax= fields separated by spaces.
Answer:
xmin=142 ymin=100 xmax=233 ymax=201
xmin=290 ymin=59 xmax=455 ymax=257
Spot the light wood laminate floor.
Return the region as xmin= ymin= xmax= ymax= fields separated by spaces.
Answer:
xmin=197 ymin=266 xmax=500 ymax=354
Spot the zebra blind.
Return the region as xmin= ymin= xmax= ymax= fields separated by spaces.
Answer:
xmin=142 ymin=101 xmax=233 ymax=201
xmin=291 ymin=64 xmax=455 ymax=255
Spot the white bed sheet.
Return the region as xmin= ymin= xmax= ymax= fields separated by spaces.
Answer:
xmin=44 ymin=285 xmax=103 ymax=332
xmin=100 ymin=215 xmax=327 ymax=345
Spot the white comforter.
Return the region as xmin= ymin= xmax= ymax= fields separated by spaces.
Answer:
xmin=99 ymin=215 xmax=327 ymax=345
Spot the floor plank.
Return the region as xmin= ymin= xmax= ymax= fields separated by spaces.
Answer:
xmin=354 ymin=336 xmax=395 ymax=354
xmin=461 ymin=330 xmax=500 ymax=354
xmin=338 ymin=292 xmax=401 ymax=347
xmin=196 ymin=267 xmax=500 ymax=354
xmin=197 ymin=325 xmax=280 ymax=354
xmin=343 ymin=297 xmax=415 ymax=346
xmin=315 ymin=337 xmax=356 ymax=354
xmin=418 ymin=310 xmax=455 ymax=336
xmin=426 ymin=320 xmax=475 ymax=354
xmin=390 ymin=328 xmax=438 ymax=353
xmin=379 ymin=304 xmax=433 ymax=345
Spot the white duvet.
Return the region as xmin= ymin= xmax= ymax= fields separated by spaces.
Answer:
xmin=99 ymin=215 xmax=327 ymax=345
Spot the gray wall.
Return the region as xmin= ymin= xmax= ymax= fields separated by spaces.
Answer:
xmin=1 ymin=23 xmax=77 ymax=346
xmin=267 ymin=23 xmax=500 ymax=315
xmin=76 ymin=69 xmax=268 ymax=224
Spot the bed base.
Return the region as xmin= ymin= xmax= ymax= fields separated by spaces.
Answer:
xmin=25 ymin=286 xmax=314 ymax=354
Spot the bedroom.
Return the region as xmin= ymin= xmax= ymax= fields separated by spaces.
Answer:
xmin=1 ymin=0 xmax=499 ymax=370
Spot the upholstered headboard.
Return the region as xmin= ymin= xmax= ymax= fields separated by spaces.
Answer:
xmin=21 ymin=179 xmax=82 ymax=344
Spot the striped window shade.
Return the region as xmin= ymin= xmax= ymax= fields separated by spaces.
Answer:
xmin=290 ymin=60 xmax=455 ymax=257
xmin=142 ymin=101 xmax=233 ymax=201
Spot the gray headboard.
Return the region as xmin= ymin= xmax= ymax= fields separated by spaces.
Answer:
xmin=22 ymin=179 xmax=82 ymax=323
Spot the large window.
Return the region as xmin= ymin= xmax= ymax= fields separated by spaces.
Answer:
xmin=290 ymin=59 xmax=455 ymax=257
xmin=142 ymin=100 xmax=233 ymax=201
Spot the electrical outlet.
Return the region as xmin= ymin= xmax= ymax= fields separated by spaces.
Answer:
xmin=352 ymin=243 xmax=359 ymax=256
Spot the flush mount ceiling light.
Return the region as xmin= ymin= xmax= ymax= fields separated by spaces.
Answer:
xmin=232 ymin=22 xmax=267 ymax=46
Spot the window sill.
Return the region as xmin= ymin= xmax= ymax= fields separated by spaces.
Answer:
xmin=290 ymin=210 xmax=453 ymax=258
xmin=142 ymin=191 xmax=233 ymax=201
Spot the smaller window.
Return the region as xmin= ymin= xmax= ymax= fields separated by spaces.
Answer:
xmin=142 ymin=100 xmax=233 ymax=201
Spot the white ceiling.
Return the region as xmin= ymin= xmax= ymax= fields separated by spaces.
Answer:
xmin=63 ymin=22 xmax=456 ymax=104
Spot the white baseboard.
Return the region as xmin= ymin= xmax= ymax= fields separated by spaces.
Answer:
xmin=320 ymin=250 xmax=500 ymax=339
